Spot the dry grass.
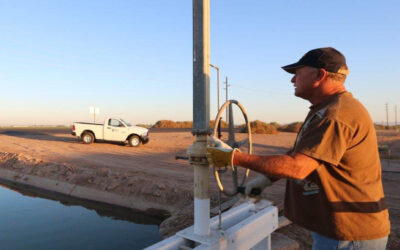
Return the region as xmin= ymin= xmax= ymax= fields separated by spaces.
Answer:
xmin=374 ymin=124 xmax=400 ymax=130
xmin=278 ymin=122 xmax=303 ymax=133
xmin=209 ymin=120 xmax=228 ymax=129
xmin=239 ymin=120 xmax=278 ymax=134
xmin=151 ymin=120 xmax=305 ymax=134
xmin=135 ymin=124 xmax=153 ymax=129
xmin=0 ymin=126 xmax=71 ymax=130
xmin=152 ymin=120 xmax=192 ymax=128
xmin=152 ymin=120 xmax=228 ymax=129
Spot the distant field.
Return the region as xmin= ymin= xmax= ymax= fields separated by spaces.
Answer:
xmin=0 ymin=126 xmax=71 ymax=134
xmin=0 ymin=126 xmax=71 ymax=130
xmin=0 ymin=126 xmax=191 ymax=134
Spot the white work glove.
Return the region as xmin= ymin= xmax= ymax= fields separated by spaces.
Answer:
xmin=243 ymin=174 xmax=272 ymax=196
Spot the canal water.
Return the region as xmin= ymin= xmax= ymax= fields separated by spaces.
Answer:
xmin=0 ymin=183 xmax=163 ymax=250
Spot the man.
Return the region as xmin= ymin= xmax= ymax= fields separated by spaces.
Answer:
xmin=207 ymin=47 xmax=390 ymax=249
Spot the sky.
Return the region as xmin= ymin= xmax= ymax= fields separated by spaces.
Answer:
xmin=0 ymin=0 xmax=399 ymax=126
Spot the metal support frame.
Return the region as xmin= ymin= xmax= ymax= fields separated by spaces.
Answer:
xmin=145 ymin=200 xmax=278 ymax=250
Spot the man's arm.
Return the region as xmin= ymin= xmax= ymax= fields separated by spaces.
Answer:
xmin=233 ymin=151 xmax=320 ymax=180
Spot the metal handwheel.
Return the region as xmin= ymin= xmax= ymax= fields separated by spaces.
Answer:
xmin=212 ymin=100 xmax=253 ymax=196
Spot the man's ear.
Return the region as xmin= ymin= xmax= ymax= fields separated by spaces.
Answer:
xmin=317 ymin=68 xmax=328 ymax=82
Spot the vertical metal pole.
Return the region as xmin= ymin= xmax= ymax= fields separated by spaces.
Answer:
xmin=225 ymin=77 xmax=229 ymax=122
xmin=217 ymin=67 xmax=220 ymax=109
xmin=386 ymin=103 xmax=389 ymax=129
xmin=192 ymin=0 xmax=210 ymax=236
xmin=210 ymin=64 xmax=220 ymax=110
xmin=228 ymin=103 xmax=235 ymax=145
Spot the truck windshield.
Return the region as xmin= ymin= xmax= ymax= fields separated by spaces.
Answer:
xmin=120 ymin=119 xmax=132 ymax=127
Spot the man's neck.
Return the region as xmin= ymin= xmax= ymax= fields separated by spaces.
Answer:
xmin=309 ymin=87 xmax=347 ymax=105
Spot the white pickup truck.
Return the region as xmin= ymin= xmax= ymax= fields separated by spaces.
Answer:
xmin=71 ymin=118 xmax=149 ymax=147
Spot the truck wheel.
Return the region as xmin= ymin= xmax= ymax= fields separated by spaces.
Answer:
xmin=129 ymin=135 xmax=140 ymax=147
xmin=82 ymin=132 xmax=94 ymax=144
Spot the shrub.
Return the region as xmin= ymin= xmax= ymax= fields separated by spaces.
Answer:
xmin=136 ymin=124 xmax=152 ymax=129
xmin=374 ymin=124 xmax=400 ymax=130
xmin=279 ymin=122 xmax=303 ymax=133
xmin=152 ymin=120 xmax=231 ymax=129
xmin=178 ymin=121 xmax=193 ymax=128
xmin=152 ymin=120 xmax=192 ymax=128
xmin=209 ymin=120 xmax=228 ymax=129
xmin=240 ymin=120 xmax=278 ymax=134
xmin=152 ymin=120 xmax=177 ymax=128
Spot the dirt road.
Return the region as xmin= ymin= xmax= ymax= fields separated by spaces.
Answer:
xmin=0 ymin=128 xmax=399 ymax=249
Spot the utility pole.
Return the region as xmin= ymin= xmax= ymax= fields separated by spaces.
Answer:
xmin=385 ymin=103 xmax=389 ymax=129
xmin=224 ymin=76 xmax=230 ymax=122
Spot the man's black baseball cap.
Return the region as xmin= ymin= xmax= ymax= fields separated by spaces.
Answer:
xmin=282 ymin=47 xmax=349 ymax=75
